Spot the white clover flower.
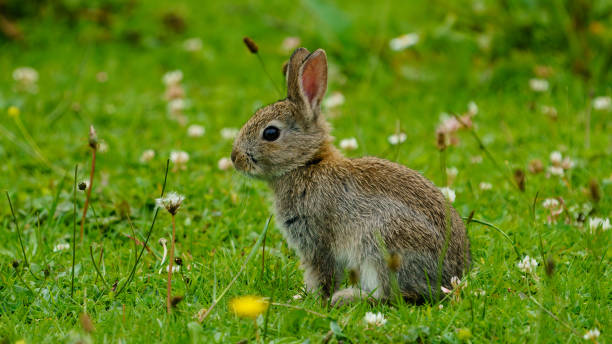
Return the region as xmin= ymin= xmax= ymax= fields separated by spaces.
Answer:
xmin=156 ymin=191 xmax=185 ymax=215
xmin=593 ymin=96 xmax=611 ymax=111
xmin=583 ymin=328 xmax=600 ymax=340
xmin=446 ymin=167 xmax=458 ymax=180
xmin=389 ymin=33 xmax=419 ymax=51
xmin=529 ymin=78 xmax=549 ymax=92
xmin=467 ymin=101 xmax=478 ymax=115
xmin=98 ymin=141 xmax=108 ymax=153
xmin=561 ymin=157 xmax=574 ymax=170
xmin=470 ymin=155 xmax=483 ymax=164
xmin=323 ymin=91 xmax=345 ymax=108
xmin=450 ymin=276 xmax=461 ymax=289
xmin=472 ymin=289 xmax=486 ymax=297
xmin=388 ymin=133 xmax=407 ymax=145
xmin=549 ymin=151 xmax=563 ymax=165
xmin=163 ymin=70 xmax=183 ymax=86
xmin=218 ymin=157 xmax=233 ymax=171
xmin=281 ymin=36 xmax=301 ymax=53
xmin=339 ymin=137 xmax=358 ymax=151
xmin=166 ymin=265 xmax=180 ymax=273
xmin=479 ymin=182 xmax=492 ymax=191
xmin=53 ymin=243 xmax=70 ymax=252
xmin=363 ymin=312 xmax=387 ymax=326
xmin=183 ymin=37 xmax=202 ymax=52
xmin=140 ymin=149 xmax=155 ymax=163
xmin=13 ymin=67 xmax=39 ymax=84
xmin=168 ymin=98 xmax=186 ymax=114
xmin=220 ymin=127 xmax=239 ymax=140
xmin=517 ymin=255 xmax=538 ymax=274
xmin=542 ymin=198 xmax=560 ymax=209
xmin=439 ymin=187 xmax=456 ymax=203
xmin=548 ymin=166 xmax=564 ymax=177
xmin=170 ymin=150 xmax=189 ymax=169
xmin=588 ymin=217 xmax=611 ymax=232
xmin=187 ymin=124 xmax=205 ymax=137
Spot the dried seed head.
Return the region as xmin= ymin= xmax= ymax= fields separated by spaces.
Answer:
xmin=386 ymin=251 xmax=402 ymax=272
xmin=243 ymin=37 xmax=258 ymax=54
xmin=348 ymin=268 xmax=359 ymax=285
xmin=514 ymin=169 xmax=525 ymax=192
xmin=158 ymin=238 xmax=167 ymax=246
xmin=528 ymin=159 xmax=544 ymax=174
xmin=155 ymin=192 xmax=185 ymax=215
xmin=79 ymin=313 xmax=95 ymax=333
xmin=88 ymin=125 xmax=98 ymax=149
xmin=170 ymin=295 xmax=184 ymax=308
xmin=436 ymin=131 xmax=447 ymax=151
xmin=174 ymin=257 xmax=183 ymax=266
xmin=78 ymin=181 xmax=88 ymax=191
xmin=545 ymin=256 xmax=555 ymax=277
xmin=12 ymin=260 xmax=19 ymax=269
xmin=589 ymin=179 xmax=601 ymax=203
xmin=282 ymin=61 xmax=289 ymax=77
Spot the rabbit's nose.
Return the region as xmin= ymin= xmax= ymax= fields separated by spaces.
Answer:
xmin=231 ymin=149 xmax=237 ymax=164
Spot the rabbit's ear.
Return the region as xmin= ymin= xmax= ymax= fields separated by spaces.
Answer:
xmin=297 ymin=49 xmax=328 ymax=120
xmin=287 ymin=48 xmax=311 ymax=101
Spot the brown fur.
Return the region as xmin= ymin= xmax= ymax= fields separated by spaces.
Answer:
xmin=232 ymin=48 xmax=470 ymax=305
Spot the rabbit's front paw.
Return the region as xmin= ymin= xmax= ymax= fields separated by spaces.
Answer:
xmin=330 ymin=288 xmax=360 ymax=307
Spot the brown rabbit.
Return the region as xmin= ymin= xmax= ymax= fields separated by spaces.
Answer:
xmin=231 ymin=47 xmax=470 ymax=305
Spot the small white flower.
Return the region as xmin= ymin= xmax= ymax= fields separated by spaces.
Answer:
xmin=467 ymin=101 xmax=478 ymax=115
xmin=540 ymin=105 xmax=557 ymax=118
xmin=323 ymin=91 xmax=345 ymax=108
xmin=470 ymin=155 xmax=483 ymax=164
xmin=156 ymin=191 xmax=185 ymax=215
xmin=542 ymin=198 xmax=560 ymax=209
xmin=583 ymin=328 xmax=600 ymax=340
xmin=187 ymin=124 xmax=205 ymax=137
xmin=472 ymin=289 xmax=486 ymax=297
xmin=548 ymin=166 xmax=564 ymax=176
xmin=140 ymin=149 xmax=155 ymax=163
xmin=593 ymin=96 xmax=611 ymax=111
xmin=281 ymin=36 xmax=301 ymax=53
xmin=439 ymin=187 xmax=456 ymax=203
xmin=549 ymin=151 xmax=563 ymax=165
xmin=53 ymin=243 xmax=70 ymax=252
xmin=170 ymin=150 xmax=189 ymax=169
xmin=561 ymin=157 xmax=574 ymax=170
xmin=529 ymin=78 xmax=549 ymax=92
xmin=517 ymin=255 xmax=538 ymax=274
xmin=98 ymin=141 xmax=108 ymax=153
xmin=479 ymin=182 xmax=492 ymax=191
xmin=389 ymin=33 xmax=419 ymax=51
xmin=183 ymin=37 xmax=202 ymax=52
xmin=218 ymin=157 xmax=233 ymax=171
xmin=388 ymin=132 xmax=407 ymax=145
xmin=339 ymin=137 xmax=358 ymax=151
xmin=363 ymin=312 xmax=387 ymax=326
xmin=166 ymin=264 xmax=180 ymax=273
xmin=220 ymin=127 xmax=239 ymax=140
xmin=588 ymin=217 xmax=611 ymax=232
xmin=438 ymin=304 xmax=444 ymax=310
xmin=162 ymin=70 xmax=183 ymax=86
xmin=168 ymin=99 xmax=186 ymax=114
xmin=13 ymin=67 xmax=39 ymax=84
xmin=292 ymin=294 xmax=303 ymax=300
xmin=446 ymin=167 xmax=458 ymax=180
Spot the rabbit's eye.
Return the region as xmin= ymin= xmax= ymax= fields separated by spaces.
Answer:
xmin=263 ymin=126 xmax=280 ymax=141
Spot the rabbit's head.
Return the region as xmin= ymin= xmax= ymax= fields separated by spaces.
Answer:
xmin=231 ymin=48 xmax=331 ymax=179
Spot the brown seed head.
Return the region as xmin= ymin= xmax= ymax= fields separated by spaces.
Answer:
xmin=545 ymin=256 xmax=555 ymax=277
xmin=528 ymin=159 xmax=544 ymax=174
xmin=79 ymin=313 xmax=95 ymax=333
xmin=171 ymin=295 xmax=184 ymax=308
xmin=174 ymin=257 xmax=183 ymax=266
xmin=436 ymin=131 xmax=447 ymax=151
xmin=243 ymin=37 xmax=259 ymax=54
xmin=88 ymin=125 xmax=98 ymax=149
xmin=514 ymin=169 xmax=525 ymax=192
xmin=589 ymin=179 xmax=600 ymax=203
xmin=78 ymin=182 xmax=87 ymax=191
xmin=12 ymin=260 xmax=19 ymax=269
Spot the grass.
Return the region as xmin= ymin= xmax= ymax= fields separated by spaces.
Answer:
xmin=1 ymin=0 xmax=611 ymax=342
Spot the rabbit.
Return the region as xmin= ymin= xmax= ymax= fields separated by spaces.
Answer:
xmin=231 ymin=47 xmax=470 ymax=305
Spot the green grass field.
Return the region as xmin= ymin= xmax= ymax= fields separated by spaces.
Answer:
xmin=1 ymin=0 xmax=610 ymax=342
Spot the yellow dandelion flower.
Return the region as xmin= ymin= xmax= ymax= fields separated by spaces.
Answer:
xmin=8 ymin=106 xmax=20 ymax=117
xmin=230 ymin=295 xmax=268 ymax=319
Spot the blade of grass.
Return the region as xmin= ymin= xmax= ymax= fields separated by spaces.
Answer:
xmin=6 ymin=192 xmax=40 ymax=281
xmin=71 ymin=164 xmax=78 ymax=298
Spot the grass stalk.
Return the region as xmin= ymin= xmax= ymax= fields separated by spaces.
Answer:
xmin=166 ymin=214 xmax=176 ymax=313
xmin=80 ymin=145 xmax=97 ymax=243
xmin=198 ymin=216 xmax=272 ymax=323
xmin=71 ymin=165 xmax=78 ymax=298
xmin=6 ymin=192 xmax=40 ymax=281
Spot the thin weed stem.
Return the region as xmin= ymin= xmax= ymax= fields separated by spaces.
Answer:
xmin=166 ymin=214 xmax=176 ymax=313
xmin=80 ymin=147 xmax=96 ymax=243
xmin=89 ymin=245 xmax=110 ymax=289
xmin=6 ymin=192 xmax=40 ymax=280
xmin=467 ymin=218 xmax=522 ymax=259
xmin=256 ymin=54 xmax=282 ymax=96
xmin=71 ymin=165 xmax=78 ymax=298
